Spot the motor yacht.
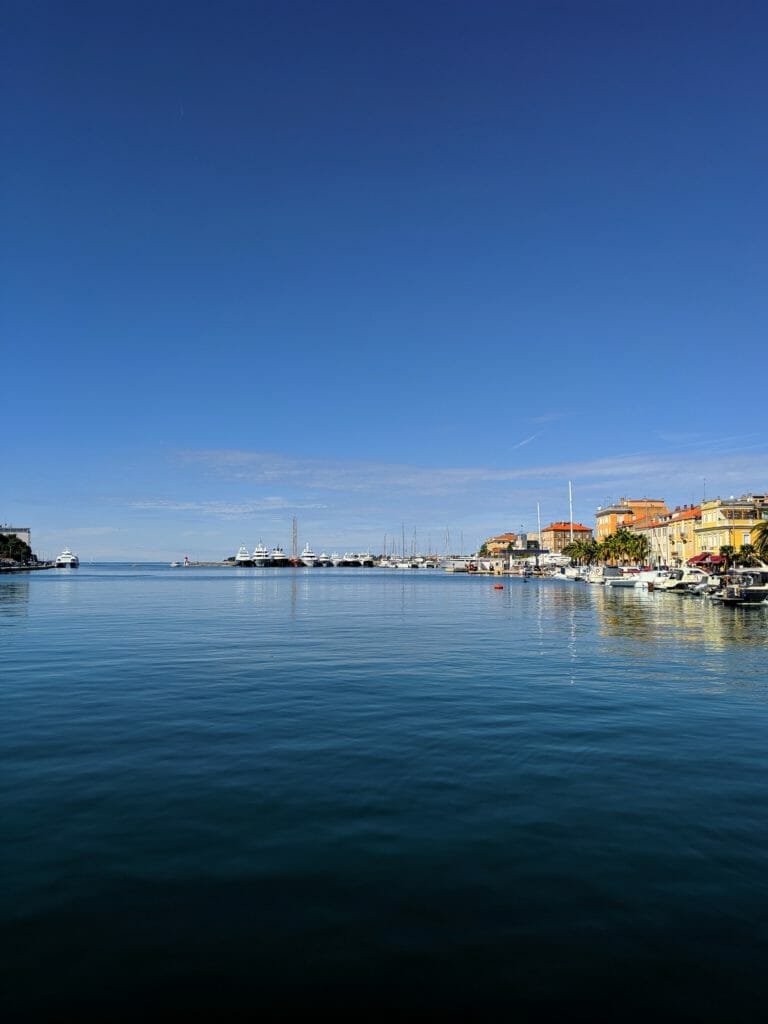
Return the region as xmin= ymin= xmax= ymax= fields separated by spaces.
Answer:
xmin=300 ymin=543 xmax=316 ymax=567
xmin=270 ymin=546 xmax=288 ymax=566
xmin=234 ymin=545 xmax=253 ymax=566
xmin=717 ymin=568 xmax=768 ymax=606
xmin=252 ymin=543 xmax=269 ymax=567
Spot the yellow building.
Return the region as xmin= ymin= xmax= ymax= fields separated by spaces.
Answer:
xmin=695 ymin=495 xmax=768 ymax=555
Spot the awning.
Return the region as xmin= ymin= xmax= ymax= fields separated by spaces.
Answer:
xmin=688 ymin=552 xmax=725 ymax=565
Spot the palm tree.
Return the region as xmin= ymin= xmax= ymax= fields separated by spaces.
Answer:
xmin=719 ymin=544 xmax=735 ymax=569
xmin=737 ymin=544 xmax=757 ymax=567
xmin=628 ymin=534 xmax=649 ymax=566
xmin=751 ymin=520 xmax=768 ymax=563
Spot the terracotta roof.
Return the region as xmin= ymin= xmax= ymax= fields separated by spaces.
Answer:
xmin=543 ymin=522 xmax=592 ymax=533
xmin=669 ymin=506 xmax=701 ymax=522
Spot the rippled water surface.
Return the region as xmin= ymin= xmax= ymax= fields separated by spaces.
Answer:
xmin=2 ymin=566 xmax=767 ymax=1017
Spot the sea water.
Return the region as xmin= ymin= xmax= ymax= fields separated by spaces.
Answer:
xmin=2 ymin=566 xmax=767 ymax=1017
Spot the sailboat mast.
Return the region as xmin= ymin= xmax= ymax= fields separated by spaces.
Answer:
xmin=537 ymin=501 xmax=542 ymax=563
xmin=568 ymin=481 xmax=574 ymax=543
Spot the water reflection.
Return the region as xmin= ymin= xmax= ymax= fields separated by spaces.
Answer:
xmin=0 ymin=579 xmax=30 ymax=617
xmin=593 ymin=586 xmax=768 ymax=649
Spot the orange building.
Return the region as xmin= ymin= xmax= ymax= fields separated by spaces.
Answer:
xmin=541 ymin=521 xmax=593 ymax=553
xmin=483 ymin=532 xmax=517 ymax=555
xmin=594 ymin=498 xmax=668 ymax=542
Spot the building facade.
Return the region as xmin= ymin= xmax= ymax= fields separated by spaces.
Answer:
xmin=695 ymin=495 xmax=768 ymax=555
xmin=595 ymin=498 xmax=668 ymax=542
xmin=541 ymin=521 xmax=593 ymax=553
xmin=483 ymin=532 xmax=518 ymax=555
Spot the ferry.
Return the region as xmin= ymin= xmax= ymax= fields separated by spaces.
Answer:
xmin=55 ymin=548 xmax=79 ymax=568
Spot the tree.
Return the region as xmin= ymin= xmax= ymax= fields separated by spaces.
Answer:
xmin=719 ymin=545 xmax=735 ymax=569
xmin=564 ymin=537 xmax=600 ymax=566
xmin=0 ymin=534 xmax=33 ymax=563
xmin=751 ymin=520 xmax=768 ymax=563
xmin=737 ymin=544 xmax=757 ymax=567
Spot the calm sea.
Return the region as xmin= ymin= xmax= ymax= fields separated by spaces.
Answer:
xmin=2 ymin=565 xmax=767 ymax=1018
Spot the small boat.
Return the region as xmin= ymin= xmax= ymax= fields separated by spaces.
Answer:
xmin=55 ymin=548 xmax=79 ymax=568
xmin=317 ymin=552 xmax=332 ymax=567
xmin=654 ymin=566 xmax=711 ymax=592
xmin=604 ymin=569 xmax=640 ymax=588
xmin=717 ymin=568 xmax=768 ymax=606
xmin=442 ymin=557 xmax=470 ymax=573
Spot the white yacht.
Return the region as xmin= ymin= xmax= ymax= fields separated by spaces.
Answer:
xmin=330 ymin=553 xmax=343 ymax=566
xmin=234 ymin=545 xmax=253 ymax=566
xmin=270 ymin=545 xmax=288 ymax=566
xmin=252 ymin=543 xmax=269 ymax=567
xmin=55 ymin=547 xmax=79 ymax=568
xmin=317 ymin=552 xmax=332 ymax=567
xmin=655 ymin=566 xmax=711 ymax=592
xmin=300 ymin=543 xmax=316 ymax=567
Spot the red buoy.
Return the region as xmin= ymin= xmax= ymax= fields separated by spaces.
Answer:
xmin=493 ymin=584 xmax=504 ymax=589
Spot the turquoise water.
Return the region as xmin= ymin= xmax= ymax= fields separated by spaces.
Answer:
xmin=2 ymin=566 xmax=767 ymax=1017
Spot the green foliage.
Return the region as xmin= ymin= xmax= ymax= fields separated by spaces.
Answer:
xmin=562 ymin=537 xmax=599 ymax=565
xmin=0 ymin=533 xmax=33 ymax=563
xmin=737 ymin=544 xmax=757 ymax=567
xmin=576 ymin=528 xmax=650 ymax=567
xmin=751 ymin=520 xmax=768 ymax=562
xmin=719 ymin=544 xmax=735 ymax=568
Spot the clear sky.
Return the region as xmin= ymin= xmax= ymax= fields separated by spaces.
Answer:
xmin=3 ymin=1 xmax=767 ymax=560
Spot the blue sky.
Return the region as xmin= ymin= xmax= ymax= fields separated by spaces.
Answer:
xmin=3 ymin=0 xmax=767 ymax=560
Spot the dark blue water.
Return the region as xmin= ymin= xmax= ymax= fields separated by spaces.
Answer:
xmin=2 ymin=566 xmax=767 ymax=1018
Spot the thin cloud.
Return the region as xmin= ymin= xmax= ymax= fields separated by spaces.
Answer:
xmin=175 ymin=445 xmax=768 ymax=501
xmin=511 ymin=434 xmax=540 ymax=450
xmin=129 ymin=497 xmax=328 ymax=518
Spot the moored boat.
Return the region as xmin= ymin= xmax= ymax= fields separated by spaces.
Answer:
xmin=300 ymin=543 xmax=316 ymax=567
xmin=252 ymin=543 xmax=269 ymax=567
xmin=55 ymin=548 xmax=79 ymax=568
xmin=234 ymin=545 xmax=253 ymax=566
xmin=716 ymin=568 xmax=768 ymax=606
xmin=270 ymin=545 xmax=288 ymax=566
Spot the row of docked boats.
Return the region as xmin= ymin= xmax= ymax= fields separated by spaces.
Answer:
xmin=232 ymin=543 xmax=376 ymax=568
xmin=553 ymin=563 xmax=768 ymax=605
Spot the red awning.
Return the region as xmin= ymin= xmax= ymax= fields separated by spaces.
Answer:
xmin=688 ymin=552 xmax=725 ymax=565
